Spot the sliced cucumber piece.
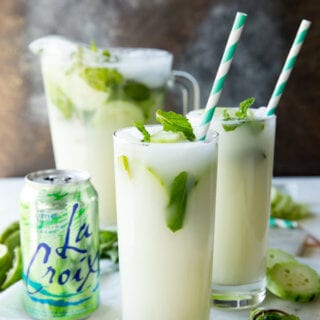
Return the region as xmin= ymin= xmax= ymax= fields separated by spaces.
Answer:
xmin=118 ymin=155 xmax=131 ymax=178
xmin=267 ymin=248 xmax=296 ymax=271
xmin=92 ymin=100 xmax=144 ymax=127
xmin=270 ymin=187 xmax=311 ymax=220
xmin=267 ymin=261 xmax=320 ymax=302
xmin=0 ymin=221 xmax=20 ymax=244
xmin=0 ymin=244 xmax=12 ymax=286
xmin=0 ymin=246 xmax=22 ymax=291
xmin=3 ymin=229 xmax=20 ymax=256
xmin=0 ymin=244 xmax=11 ymax=268
xmin=150 ymin=130 xmax=187 ymax=143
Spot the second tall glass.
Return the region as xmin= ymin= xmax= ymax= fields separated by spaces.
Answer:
xmin=188 ymin=108 xmax=276 ymax=308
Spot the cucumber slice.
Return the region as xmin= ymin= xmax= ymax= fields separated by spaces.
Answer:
xmin=267 ymin=248 xmax=296 ymax=271
xmin=270 ymin=187 xmax=310 ymax=220
xmin=0 ymin=244 xmax=12 ymax=286
xmin=0 ymin=246 xmax=22 ymax=291
xmin=150 ymin=131 xmax=187 ymax=143
xmin=0 ymin=221 xmax=20 ymax=244
xmin=0 ymin=244 xmax=11 ymax=268
xmin=92 ymin=100 xmax=144 ymax=127
xmin=267 ymin=261 xmax=320 ymax=302
xmin=3 ymin=229 xmax=20 ymax=256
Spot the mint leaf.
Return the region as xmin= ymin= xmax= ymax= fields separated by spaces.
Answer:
xmin=222 ymin=97 xmax=261 ymax=132
xmin=134 ymin=121 xmax=151 ymax=142
xmin=166 ymin=171 xmax=196 ymax=232
xmin=235 ymin=97 xmax=255 ymax=119
xmin=222 ymin=123 xmax=239 ymax=131
xmin=80 ymin=67 xmax=124 ymax=91
xmin=223 ymin=108 xmax=232 ymax=120
xmin=124 ymin=80 xmax=151 ymax=101
xmin=47 ymin=83 xmax=74 ymax=119
xmin=156 ymin=110 xmax=195 ymax=141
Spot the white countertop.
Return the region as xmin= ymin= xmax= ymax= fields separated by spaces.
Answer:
xmin=0 ymin=177 xmax=320 ymax=319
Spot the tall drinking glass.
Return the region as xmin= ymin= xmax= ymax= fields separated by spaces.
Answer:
xmin=188 ymin=108 xmax=276 ymax=308
xmin=30 ymin=36 xmax=199 ymax=228
xmin=113 ymin=125 xmax=218 ymax=320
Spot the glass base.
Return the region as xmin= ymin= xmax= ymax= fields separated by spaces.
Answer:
xmin=211 ymin=279 xmax=266 ymax=309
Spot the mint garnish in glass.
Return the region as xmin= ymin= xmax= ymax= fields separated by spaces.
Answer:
xmin=134 ymin=109 xmax=195 ymax=143
xmin=134 ymin=121 xmax=151 ymax=142
xmin=133 ymin=110 xmax=198 ymax=232
xmin=222 ymin=97 xmax=265 ymax=133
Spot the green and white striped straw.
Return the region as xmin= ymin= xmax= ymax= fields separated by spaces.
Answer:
xmin=266 ymin=19 xmax=311 ymax=116
xmin=269 ymin=217 xmax=299 ymax=229
xmin=198 ymin=11 xmax=247 ymax=141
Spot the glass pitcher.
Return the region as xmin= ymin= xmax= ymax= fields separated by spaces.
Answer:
xmin=30 ymin=35 xmax=200 ymax=228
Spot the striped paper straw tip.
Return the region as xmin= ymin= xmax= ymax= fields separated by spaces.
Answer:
xmin=232 ymin=12 xmax=247 ymax=29
xmin=269 ymin=217 xmax=299 ymax=229
xmin=266 ymin=19 xmax=311 ymax=116
xmin=198 ymin=12 xmax=247 ymax=140
xmin=294 ymin=20 xmax=311 ymax=44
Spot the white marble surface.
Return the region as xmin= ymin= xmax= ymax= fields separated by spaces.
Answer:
xmin=0 ymin=177 xmax=320 ymax=320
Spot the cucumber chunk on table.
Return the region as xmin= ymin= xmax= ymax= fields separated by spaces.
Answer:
xmin=267 ymin=261 xmax=320 ymax=302
xmin=0 ymin=221 xmax=20 ymax=244
xmin=0 ymin=246 xmax=22 ymax=291
xmin=267 ymin=248 xmax=296 ymax=271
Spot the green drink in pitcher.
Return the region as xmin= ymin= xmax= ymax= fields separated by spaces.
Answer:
xmin=30 ymin=36 xmax=199 ymax=228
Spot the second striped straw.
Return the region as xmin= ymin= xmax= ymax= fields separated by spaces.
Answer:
xmin=197 ymin=11 xmax=247 ymax=141
xmin=266 ymin=19 xmax=311 ymax=116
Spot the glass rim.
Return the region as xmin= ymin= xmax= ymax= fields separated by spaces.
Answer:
xmin=187 ymin=108 xmax=276 ymax=125
xmin=30 ymin=36 xmax=173 ymax=61
xmin=113 ymin=124 xmax=219 ymax=146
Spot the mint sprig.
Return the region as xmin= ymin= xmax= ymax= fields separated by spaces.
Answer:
xmin=80 ymin=67 xmax=124 ymax=91
xmin=223 ymin=97 xmax=255 ymax=121
xmin=156 ymin=110 xmax=195 ymax=141
xmin=134 ymin=121 xmax=151 ymax=142
xmin=134 ymin=110 xmax=195 ymax=142
xmin=124 ymin=81 xmax=151 ymax=102
xmin=222 ymin=97 xmax=265 ymax=133
xmin=236 ymin=97 xmax=255 ymax=119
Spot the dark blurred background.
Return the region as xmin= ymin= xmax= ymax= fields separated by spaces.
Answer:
xmin=0 ymin=0 xmax=319 ymax=176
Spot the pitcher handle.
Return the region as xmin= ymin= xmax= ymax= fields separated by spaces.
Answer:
xmin=171 ymin=70 xmax=200 ymax=114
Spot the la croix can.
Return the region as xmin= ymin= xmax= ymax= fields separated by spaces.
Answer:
xmin=19 ymin=169 xmax=100 ymax=319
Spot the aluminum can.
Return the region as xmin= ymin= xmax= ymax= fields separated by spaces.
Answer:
xmin=20 ymin=169 xmax=100 ymax=319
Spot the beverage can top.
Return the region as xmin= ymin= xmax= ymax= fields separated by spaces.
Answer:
xmin=26 ymin=169 xmax=90 ymax=186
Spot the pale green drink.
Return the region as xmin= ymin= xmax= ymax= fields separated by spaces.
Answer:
xmin=113 ymin=124 xmax=218 ymax=320
xmin=30 ymin=37 xmax=172 ymax=228
xmin=188 ymin=105 xmax=276 ymax=308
